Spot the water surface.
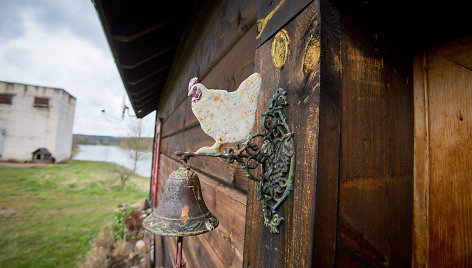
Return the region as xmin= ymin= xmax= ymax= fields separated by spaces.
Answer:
xmin=72 ymin=145 xmax=152 ymax=177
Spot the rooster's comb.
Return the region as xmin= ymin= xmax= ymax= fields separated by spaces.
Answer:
xmin=188 ymin=77 xmax=199 ymax=91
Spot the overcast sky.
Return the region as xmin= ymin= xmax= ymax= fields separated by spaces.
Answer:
xmin=0 ymin=0 xmax=155 ymax=137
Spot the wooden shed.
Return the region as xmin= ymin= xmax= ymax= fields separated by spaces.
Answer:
xmin=32 ymin=148 xmax=52 ymax=162
xmin=94 ymin=0 xmax=472 ymax=267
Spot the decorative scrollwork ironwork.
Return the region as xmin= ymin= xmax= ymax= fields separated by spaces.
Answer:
xmin=176 ymin=88 xmax=295 ymax=234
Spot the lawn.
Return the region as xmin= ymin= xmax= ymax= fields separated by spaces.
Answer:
xmin=0 ymin=160 xmax=149 ymax=268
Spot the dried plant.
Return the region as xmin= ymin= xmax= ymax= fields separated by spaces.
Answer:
xmin=80 ymin=202 xmax=148 ymax=268
xmin=79 ymin=247 xmax=110 ymax=268
xmin=112 ymin=240 xmax=130 ymax=259
xmin=92 ymin=226 xmax=114 ymax=251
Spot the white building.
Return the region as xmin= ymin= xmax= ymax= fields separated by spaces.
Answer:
xmin=0 ymin=81 xmax=76 ymax=162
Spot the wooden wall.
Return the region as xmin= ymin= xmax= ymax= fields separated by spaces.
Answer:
xmin=155 ymin=0 xmax=256 ymax=266
xmin=153 ymin=0 xmax=415 ymax=266
xmin=334 ymin=28 xmax=413 ymax=268
xmin=243 ymin=1 xmax=321 ymax=267
xmin=413 ymin=36 xmax=472 ymax=267
xmin=312 ymin=1 xmax=415 ymax=266
xmin=149 ymin=0 xmax=459 ymax=267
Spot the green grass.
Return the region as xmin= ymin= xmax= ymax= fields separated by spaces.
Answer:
xmin=0 ymin=160 xmax=149 ymax=268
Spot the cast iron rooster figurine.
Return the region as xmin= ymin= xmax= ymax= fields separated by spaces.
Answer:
xmin=188 ymin=73 xmax=262 ymax=153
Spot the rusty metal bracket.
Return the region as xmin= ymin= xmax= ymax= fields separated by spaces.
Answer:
xmin=176 ymin=88 xmax=295 ymax=234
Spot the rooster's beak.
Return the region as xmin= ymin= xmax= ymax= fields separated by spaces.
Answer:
xmin=188 ymin=92 xmax=192 ymax=97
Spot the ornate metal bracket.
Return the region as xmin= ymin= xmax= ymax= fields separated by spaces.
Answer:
xmin=176 ymin=88 xmax=295 ymax=234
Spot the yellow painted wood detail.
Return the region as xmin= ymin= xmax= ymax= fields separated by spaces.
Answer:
xmin=271 ymin=29 xmax=290 ymax=69
xmin=257 ymin=0 xmax=286 ymax=39
xmin=303 ymin=34 xmax=320 ymax=74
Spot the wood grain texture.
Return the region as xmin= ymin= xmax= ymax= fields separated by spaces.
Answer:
xmin=312 ymin=0 xmax=341 ymax=266
xmin=336 ymin=25 xmax=413 ymax=267
xmin=161 ymin=26 xmax=256 ymax=138
xmin=157 ymin=154 xmax=247 ymax=267
xmin=256 ymin=0 xmax=313 ymax=47
xmin=419 ymin=41 xmax=472 ymax=267
xmin=413 ymin=51 xmax=430 ymax=268
xmin=160 ymin=125 xmax=248 ymax=192
xmin=243 ymin=2 xmax=320 ymax=267
xmin=157 ymin=0 xmax=257 ymax=120
xmin=152 ymin=1 xmax=256 ymax=266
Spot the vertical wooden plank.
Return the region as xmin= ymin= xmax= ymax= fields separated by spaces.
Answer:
xmin=427 ymin=46 xmax=472 ymax=267
xmin=244 ymin=1 xmax=320 ymax=267
xmin=151 ymin=117 xmax=164 ymax=266
xmin=312 ymin=0 xmax=342 ymax=266
xmin=413 ymin=51 xmax=430 ymax=268
xmin=151 ymin=118 xmax=163 ymax=208
xmin=336 ymin=27 xmax=413 ymax=267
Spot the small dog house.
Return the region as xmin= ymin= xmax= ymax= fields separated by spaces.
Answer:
xmin=32 ymin=148 xmax=53 ymax=162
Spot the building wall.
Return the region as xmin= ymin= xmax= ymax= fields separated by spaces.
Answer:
xmin=0 ymin=82 xmax=76 ymax=162
xmin=54 ymin=89 xmax=76 ymax=162
xmin=155 ymin=0 xmax=256 ymax=266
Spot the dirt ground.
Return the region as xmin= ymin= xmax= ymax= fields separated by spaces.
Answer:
xmin=0 ymin=162 xmax=67 ymax=168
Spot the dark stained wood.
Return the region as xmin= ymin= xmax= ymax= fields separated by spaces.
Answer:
xmin=160 ymin=126 xmax=248 ymax=192
xmin=121 ymin=52 xmax=174 ymax=84
xmin=158 ymin=154 xmax=247 ymax=267
xmin=126 ymin=73 xmax=165 ymax=95
xmin=335 ymin=1 xmax=472 ymax=57
xmin=160 ymin=125 xmax=213 ymax=156
xmin=312 ymin=0 xmax=341 ymax=266
xmin=154 ymin=235 xmax=164 ymax=267
xmin=162 ymin=236 xmax=175 ymax=268
xmin=437 ymin=35 xmax=472 ymax=70
xmin=97 ymin=0 xmax=472 ymax=266
xmin=150 ymin=1 xmax=257 ymax=266
xmin=157 ymin=0 xmax=257 ymax=120
xmin=244 ymin=2 xmax=321 ymax=267
xmin=161 ymin=26 xmax=256 ymax=138
xmin=256 ymin=0 xmax=313 ymax=47
xmin=161 ymin=101 xmax=188 ymax=139
xmin=337 ymin=224 xmax=388 ymax=267
xmin=93 ymin=0 xmax=193 ymax=118
xmin=413 ymin=39 xmax=472 ymax=267
xmin=97 ymin=1 xmax=185 ymax=38
xmin=336 ymin=24 xmax=413 ymax=267
xmin=157 ymin=24 xmax=257 ymax=194
xmin=113 ymin=24 xmax=180 ymax=67
xmin=191 ymin=234 xmax=227 ymax=267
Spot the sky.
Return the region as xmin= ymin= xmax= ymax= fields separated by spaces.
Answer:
xmin=0 ymin=0 xmax=155 ymax=137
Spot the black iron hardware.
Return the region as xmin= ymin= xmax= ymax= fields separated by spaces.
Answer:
xmin=177 ymin=88 xmax=295 ymax=234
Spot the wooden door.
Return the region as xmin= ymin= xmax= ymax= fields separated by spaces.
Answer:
xmin=414 ymin=36 xmax=472 ymax=267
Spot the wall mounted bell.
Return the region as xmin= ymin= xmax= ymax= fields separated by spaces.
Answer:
xmin=143 ymin=167 xmax=218 ymax=236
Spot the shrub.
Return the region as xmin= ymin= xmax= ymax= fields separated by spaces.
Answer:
xmin=124 ymin=210 xmax=143 ymax=233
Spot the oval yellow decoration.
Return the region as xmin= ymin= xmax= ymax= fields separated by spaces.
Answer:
xmin=303 ymin=35 xmax=320 ymax=74
xmin=271 ymin=29 xmax=290 ymax=69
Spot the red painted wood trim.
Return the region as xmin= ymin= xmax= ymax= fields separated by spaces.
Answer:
xmin=151 ymin=117 xmax=163 ymax=208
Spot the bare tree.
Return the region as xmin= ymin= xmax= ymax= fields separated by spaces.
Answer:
xmin=120 ymin=119 xmax=151 ymax=174
xmin=111 ymin=163 xmax=133 ymax=189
